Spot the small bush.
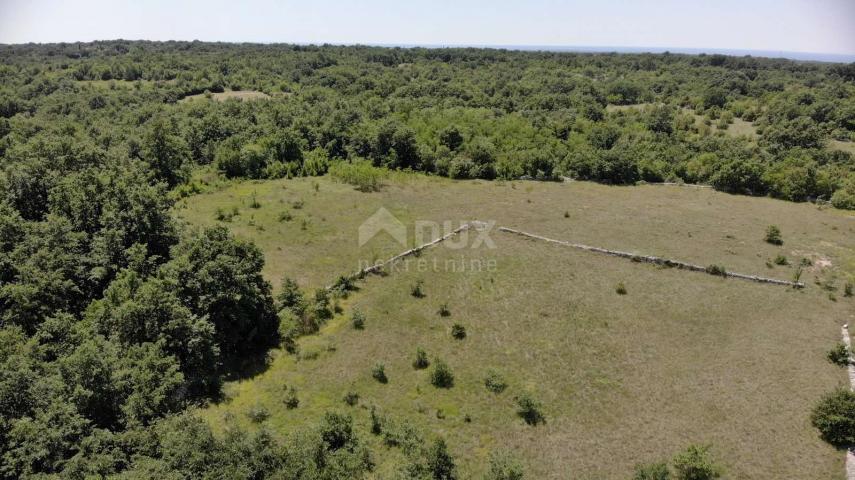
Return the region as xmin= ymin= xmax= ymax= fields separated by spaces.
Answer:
xmin=278 ymin=210 xmax=293 ymax=222
xmin=410 ymin=280 xmax=425 ymax=298
xmin=705 ymin=264 xmax=727 ymax=277
xmin=484 ymin=369 xmax=507 ymax=394
xmin=812 ymin=388 xmax=855 ymax=446
xmin=249 ymin=194 xmax=261 ymax=209
xmin=764 ymin=225 xmax=783 ymax=245
xmin=438 ymin=303 xmax=451 ymax=317
xmin=484 ymin=450 xmax=525 ymax=480
xmin=563 ymin=210 xmax=570 ymax=218
xmin=633 ymin=462 xmax=670 ymax=480
xmin=372 ymin=363 xmax=388 ymax=384
xmin=773 ymin=254 xmax=788 ymax=266
xmin=615 ymin=282 xmax=627 ymax=294
xmin=343 ymin=390 xmax=360 ymax=406
xmin=827 ymin=343 xmax=850 ymax=366
xmin=291 ymin=199 xmax=304 ymax=209
xmin=425 ymin=438 xmax=457 ymax=480
xmin=370 ymin=406 xmax=382 ymax=435
xmin=329 ymin=160 xmax=387 ymax=192
xmin=413 ymin=348 xmax=430 ymax=369
xmin=351 ymin=309 xmax=366 ymax=330
xmin=451 ymin=323 xmax=466 ymax=340
xmin=845 ymin=281 xmax=853 ymax=297
xmin=672 ymin=444 xmax=722 ymax=480
xmin=515 ymin=393 xmax=545 ymax=426
xmin=284 ymin=387 xmax=299 ymax=409
xmin=246 ymin=404 xmax=270 ymax=423
xmin=430 ymin=359 xmax=454 ymax=388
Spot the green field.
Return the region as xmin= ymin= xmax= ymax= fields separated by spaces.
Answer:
xmin=177 ymin=174 xmax=854 ymax=478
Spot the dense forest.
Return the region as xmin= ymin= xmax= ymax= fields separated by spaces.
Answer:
xmin=0 ymin=40 xmax=854 ymax=479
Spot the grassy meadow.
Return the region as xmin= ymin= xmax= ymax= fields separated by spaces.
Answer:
xmin=176 ymin=173 xmax=855 ymax=479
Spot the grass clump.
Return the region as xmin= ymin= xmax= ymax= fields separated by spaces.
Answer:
xmin=278 ymin=210 xmax=293 ymax=222
xmin=705 ymin=264 xmax=727 ymax=277
xmin=412 ymin=348 xmax=430 ymax=370
xmin=410 ymin=280 xmax=425 ymax=298
xmin=515 ymin=393 xmax=545 ymax=426
xmin=283 ymin=387 xmax=299 ymax=409
xmin=372 ymin=363 xmax=388 ymax=384
xmin=484 ymin=369 xmax=507 ymax=394
xmin=351 ymin=309 xmax=365 ymax=330
xmin=343 ymin=390 xmax=360 ymax=406
xmin=246 ymin=403 xmax=270 ymax=423
xmin=437 ymin=302 xmax=451 ymax=317
xmin=845 ymin=281 xmax=853 ymax=297
xmin=764 ymin=225 xmax=783 ymax=245
xmin=430 ymin=359 xmax=454 ymax=388
xmin=450 ymin=323 xmax=466 ymax=340
xmin=249 ymin=194 xmax=261 ymax=209
xmin=215 ymin=206 xmax=239 ymax=222
xmin=773 ymin=254 xmax=788 ymax=266
xmin=632 ymin=462 xmax=670 ymax=480
xmin=827 ymin=342 xmax=850 ymax=367
xmin=615 ymin=282 xmax=627 ymax=295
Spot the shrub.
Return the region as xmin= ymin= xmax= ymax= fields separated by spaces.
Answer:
xmin=284 ymin=387 xmax=299 ymax=409
xmin=277 ymin=276 xmax=305 ymax=312
xmin=705 ymin=264 xmax=727 ymax=277
xmin=773 ymin=254 xmax=788 ymax=266
xmin=351 ymin=309 xmax=365 ymax=330
xmin=484 ymin=450 xmax=525 ymax=480
xmin=764 ymin=225 xmax=783 ymax=245
xmin=484 ymin=369 xmax=507 ymax=394
xmin=249 ymin=194 xmax=261 ymax=209
xmin=413 ymin=348 xmax=430 ymax=369
xmin=329 ymin=160 xmax=387 ymax=192
xmin=672 ymin=444 xmax=721 ymax=480
xmin=845 ymin=281 xmax=853 ymax=297
xmin=827 ymin=343 xmax=850 ymax=366
xmin=437 ymin=303 xmax=451 ymax=317
xmin=431 ymin=359 xmax=454 ymax=388
xmin=343 ymin=390 xmax=360 ymax=406
xmin=615 ymin=282 xmax=627 ymax=294
xmin=451 ymin=323 xmax=466 ymax=340
xmin=370 ymin=406 xmax=382 ymax=434
xmin=515 ymin=393 xmax=545 ymax=426
xmin=372 ymin=363 xmax=388 ymax=384
xmin=812 ymin=388 xmax=855 ymax=446
xmin=563 ymin=210 xmax=570 ymax=218
xmin=246 ymin=404 xmax=270 ymax=423
xmin=411 ymin=280 xmax=425 ymax=298
xmin=633 ymin=462 xmax=670 ymax=480
xmin=278 ymin=210 xmax=293 ymax=222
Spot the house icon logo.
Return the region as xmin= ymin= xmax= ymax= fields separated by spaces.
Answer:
xmin=358 ymin=207 xmax=407 ymax=247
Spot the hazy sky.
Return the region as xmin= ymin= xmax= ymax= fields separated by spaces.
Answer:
xmin=1 ymin=0 xmax=853 ymax=55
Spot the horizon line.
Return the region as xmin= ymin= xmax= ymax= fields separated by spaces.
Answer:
xmin=3 ymin=39 xmax=853 ymax=63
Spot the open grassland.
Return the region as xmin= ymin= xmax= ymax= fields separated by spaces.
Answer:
xmin=179 ymin=89 xmax=272 ymax=102
xmin=177 ymin=175 xmax=854 ymax=479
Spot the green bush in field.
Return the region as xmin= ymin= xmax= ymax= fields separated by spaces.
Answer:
xmin=811 ymin=388 xmax=855 ymax=446
xmin=827 ymin=342 xmax=850 ymax=366
xmin=515 ymin=393 xmax=545 ymax=426
xmin=672 ymin=445 xmax=721 ymax=480
xmin=451 ymin=323 xmax=466 ymax=340
xmin=284 ymin=387 xmax=299 ymax=409
xmin=633 ymin=462 xmax=670 ymax=480
xmin=615 ymin=282 xmax=628 ymax=294
xmin=246 ymin=403 xmax=270 ymax=423
xmin=484 ymin=450 xmax=525 ymax=480
xmin=413 ymin=348 xmax=430 ymax=369
xmin=372 ymin=363 xmax=388 ymax=384
xmin=484 ymin=369 xmax=507 ymax=394
xmin=773 ymin=254 xmax=788 ymax=265
xmin=329 ymin=160 xmax=387 ymax=192
xmin=705 ymin=264 xmax=727 ymax=277
xmin=764 ymin=225 xmax=783 ymax=245
xmin=430 ymin=359 xmax=454 ymax=388
xmin=351 ymin=309 xmax=366 ymax=330
xmin=343 ymin=390 xmax=359 ymax=406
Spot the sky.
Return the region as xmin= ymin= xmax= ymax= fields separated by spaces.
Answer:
xmin=0 ymin=0 xmax=853 ymax=56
